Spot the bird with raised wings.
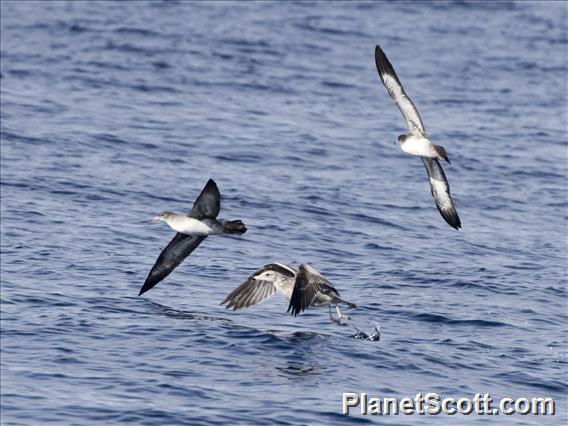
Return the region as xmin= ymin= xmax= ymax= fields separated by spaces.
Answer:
xmin=139 ymin=179 xmax=247 ymax=296
xmin=374 ymin=45 xmax=461 ymax=230
xmin=220 ymin=263 xmax=356 ymax=324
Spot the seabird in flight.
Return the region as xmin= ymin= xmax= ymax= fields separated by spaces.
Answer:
xmin=139 ymin=179 xmax=247 ymax=296
xmin=374 ymin=44 xmax=461 ymax=230
xmin=220 ymin=263 xmax=356 ymax=324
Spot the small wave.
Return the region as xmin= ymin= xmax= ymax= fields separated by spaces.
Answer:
xmin=413 ymin=313 xmax=508 ymax=328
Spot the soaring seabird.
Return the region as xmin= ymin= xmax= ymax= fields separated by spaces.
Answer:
xmin=220 ymin=263 xmax=356 ymax=323
xmin=374 ymin=45 xmax=461 ymax=230
xmin=139 ymin=179 xmax=246 ymax=296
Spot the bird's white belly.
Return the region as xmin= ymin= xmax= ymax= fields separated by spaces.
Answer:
xmin=170 ymin=217 xmax=215 ymax=236
xmin=401 ymin=136 xmax=436 ymax=158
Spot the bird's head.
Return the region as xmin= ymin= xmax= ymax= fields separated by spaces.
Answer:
xmin=256 ymin=269 xmax=278 ymax=281
xmin=150 ymin=211 xmax=175 ymax=222
xmin=396 ymin=134 xmax=407 ymax=145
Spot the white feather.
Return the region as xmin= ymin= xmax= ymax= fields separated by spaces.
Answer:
xmin=401 ymin=135 xmax=437 ymax=158
xmin=166 ymin=216 xmax=216 ymax=236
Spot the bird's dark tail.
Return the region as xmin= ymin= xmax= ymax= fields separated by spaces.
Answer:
xmin=222 ymin=219 xmax=247 ymax=235
xmin=434 ymin=145 xmax=451 ymax=164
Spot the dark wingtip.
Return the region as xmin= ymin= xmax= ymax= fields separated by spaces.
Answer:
xmin=451 ymin=211 xmax=461 ymax=230
xmin=287 ymin=287 xmax=298 ymax=316
xmin=200 ymin=179 xmax=218 ymax=196
xmin=440 ymin=209 xmax=461 ymax=230
xmin=374 ymin=44 xmax=394 ymax=84
xmin=286 ymin=300 xmax=299 ymax=317
xmin=454 ymin=219 xmax=461 ymax=230
xmin=138 ymin=279 xmax=153 ymax=296
xmin=205 ymin=178 xmax=217 ymax=190
xmin=374 ymin=45 xmax=383 ymax=69
xmin=138 ymin=274 xmax=159 ymax=296
xmin=374 ymin=45 xmax=387 ymax=65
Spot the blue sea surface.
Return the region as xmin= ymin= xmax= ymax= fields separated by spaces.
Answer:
xmin=1 ymin=1 xmax=566 ymax=424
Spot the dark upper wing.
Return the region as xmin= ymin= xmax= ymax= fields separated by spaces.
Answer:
xmin=375 ymin=45 xmax=426 ymax=136
xmin=138 ymin=233 xmax=206 ymax=295
xmin=287 ymin=266 xmax=334 ymax=317
xmin=220 ymin=277 xmax=278 ymax=310
xmin=188 ymin=179 xmax=220 ymax=220
xmin=421 ymin=157 xmax=461 ymax=230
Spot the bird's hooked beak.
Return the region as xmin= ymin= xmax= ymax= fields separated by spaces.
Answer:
xmin=149 ymin=215 xmax=161 ymax=222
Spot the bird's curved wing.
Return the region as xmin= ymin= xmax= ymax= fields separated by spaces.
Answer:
xmin=375 ymin=45 xmax=426 ymax=136
xmin=221 ymin=263 xmax=295 ymax=310
xmin=220 ymin=278 xmax=278 ymax=310
xmin=422 ymin=158 xmax=461 ymax=230
xmin=139 ymin=233 xmax=206 ymax=296
xmin=287 ymin=265 xmax=339 ymax=316
xmin=188 ymin=179 xmax=220 ymax=220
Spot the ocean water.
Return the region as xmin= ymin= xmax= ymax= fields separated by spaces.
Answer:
xmin=1 ymin=1 xmax=566 ymax=424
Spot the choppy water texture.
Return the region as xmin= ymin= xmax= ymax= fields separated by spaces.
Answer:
xmin=1 ymin=1 xmax=567 ymax=425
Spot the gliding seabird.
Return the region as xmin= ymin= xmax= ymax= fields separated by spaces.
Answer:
xmin=220 ymin=263 xmax=356 ymax=324
xmin=374 ymin=45 xmax=461 ymax=230
xmin=139 ymin=179 xmax=246 ymax=296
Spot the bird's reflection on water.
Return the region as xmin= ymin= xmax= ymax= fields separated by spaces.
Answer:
xmin=148 ymin=300 xmax=227 ymax=323
xmin=275 ymin=361 xmax=322 ymax=378
xmin=146 ymin=300 xmax=381 ymax=343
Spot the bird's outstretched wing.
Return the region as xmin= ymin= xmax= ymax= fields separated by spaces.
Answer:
xmin=188 ymin=179 xmax=220 ymax=220
xmin=221 ymin=263 xmax=295 ymax=310
xmin=375 ymin=45 xmax=426 ymax=136
xmin=139 ymin=179 xmax=221 ymax=296
xmin=138 ymin=233 xmax=206 ymax=296
xmin=422 ymin=157 xmax=461 ymax=230
xmin=221 ymin=276 xmax=278 ymax=311
xmin=288 ymin=264 xmax=339 ymax=316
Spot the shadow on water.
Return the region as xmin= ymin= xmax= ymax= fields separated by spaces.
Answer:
xmin=143 ymin=300 xmax=335 ymax=379
xmin=145 ymin=300 xmax=326 ymax=337
xmin=272 ymin=331 xmax=329 ymax=379
xmin=146 ymin=299 xmax=229 ymax=323
xmin=144 ymin=299 xmax=381 ymax=344
xmin=275 ymin=361 xmax=322 ymax=377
